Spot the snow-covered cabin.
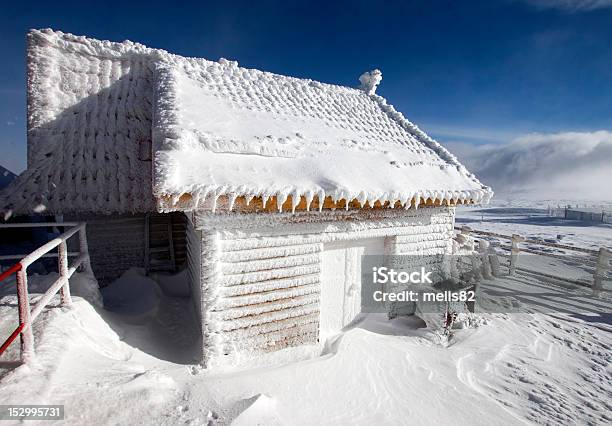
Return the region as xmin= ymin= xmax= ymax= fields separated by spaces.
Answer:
xmin=1 ymin=29 xmax=491 ymax=366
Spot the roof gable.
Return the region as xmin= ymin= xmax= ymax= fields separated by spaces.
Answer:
xmin=2 ymin=29 xmax=157 ymax=216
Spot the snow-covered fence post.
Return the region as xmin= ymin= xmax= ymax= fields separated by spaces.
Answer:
xmin=490 ymin=252 xmax=502 ymax=277
xmin=457 ymin=226 xmax=486 ymax=284
xmin=58 ymin=240 xmax=72 ymax=306
xmin=78 ymin=223 xmax=91 ymax=273
xmin=15 ymin=268 xmax=35 ymax=363
xmin=477 ymin=240 xmax=493 ymax=280
xmin=509 ymin=234 xmax=525 ymax=276
xmin=593 ymin=248 xmax=611 ymax=296
xmin=470 ymin=254 xmax=483 ymax=285
xmin=450 ymin=226 xmax=473 ymax=282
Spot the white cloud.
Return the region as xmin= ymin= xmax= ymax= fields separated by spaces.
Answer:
xmin=521 ymin=0 xmax=612 ymax=11
xmin=446 ymin=131 xmax=612 ymax=202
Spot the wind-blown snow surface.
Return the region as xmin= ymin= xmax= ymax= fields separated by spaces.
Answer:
xmin=1 ymin=265 xmax=610 ymax=424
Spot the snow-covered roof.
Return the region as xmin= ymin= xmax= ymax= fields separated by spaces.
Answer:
xmin=1 ymin=29 xmax=492 ymax=216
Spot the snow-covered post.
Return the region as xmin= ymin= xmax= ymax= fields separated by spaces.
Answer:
xmin=509 ymin=234 xmax=525 ymax=276
xmin=489 ymin=246 xmax=502 ymax=277
xmin=458 ymin=226 xmax=484 ymax=284
xmin=58 ymin=240 xmax=72 ymax=306
xmin=470 ymin=254 xmax=483 ymax=287
xmin=15 ymin=268 xmax=35 ymax=363
xmin=477 ymin=240 xmax=493 ymax=280
xmin=78 ymin=223 xmax=91 ymax=273
xmin=450 ymin=226 xmax=473 ymax=282
xmin=593 ymin=248 xmax=611 ymax=296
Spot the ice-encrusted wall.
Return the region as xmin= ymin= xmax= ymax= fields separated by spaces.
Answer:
xmin=66 ymin=214 xmax=146 ymax=285
xmin=188 ymin=206 xmax=455 ymax=367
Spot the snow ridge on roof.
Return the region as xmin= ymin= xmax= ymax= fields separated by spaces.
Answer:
xmin=1 ymin=29 xmax=492 ymax=216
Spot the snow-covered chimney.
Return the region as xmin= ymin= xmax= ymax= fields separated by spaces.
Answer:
xmin=359 ymin=69 xmax=382 ymax=95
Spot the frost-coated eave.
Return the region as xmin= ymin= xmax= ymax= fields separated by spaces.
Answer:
xmin=154 ymin=187 xmax=491 ymax=214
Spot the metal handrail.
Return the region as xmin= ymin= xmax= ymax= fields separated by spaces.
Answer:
xmin=0 ymin=263 xmax=24 ymax=356
xmin=0 ymin=222 xmax=91 ymax=363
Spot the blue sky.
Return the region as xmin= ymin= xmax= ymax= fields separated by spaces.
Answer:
xmin=1 ymin=0 xmax=611 ymax=173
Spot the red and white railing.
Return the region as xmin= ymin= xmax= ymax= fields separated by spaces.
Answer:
xmin=0 ymin=222 xmax=90 ymax=364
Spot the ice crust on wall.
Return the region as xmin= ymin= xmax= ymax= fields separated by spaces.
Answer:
xmin=191 ymin=207 xmax=455 ymax=366
xmin=1 ymin=29 xmax=491 ymax=215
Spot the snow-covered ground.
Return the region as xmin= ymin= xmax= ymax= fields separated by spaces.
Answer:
xmin=1 ymin=208 xmax=611 ymax=425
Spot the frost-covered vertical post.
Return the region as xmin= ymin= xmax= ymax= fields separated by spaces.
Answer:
xmin=509 ymin=234 xmax=524 ymax=276
xmin=470 ymin=254 xmax=483 ymax=286
xmin=451 ymin=226 xmax=473 ymax=281
xmin=79 ymin=223 xmax=91 ymax=273
xmin=58 ymin=240 xmax=72 ymax=306
xmin=477 ymin=240 xmax=493 ymax=280
xmin=16 ymin=268 xmax=34 ymax=363
xmin=489 ymin=244 xmax=502 ymax=277
xmin=593 ymin=247 xmax=610 ymax=296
